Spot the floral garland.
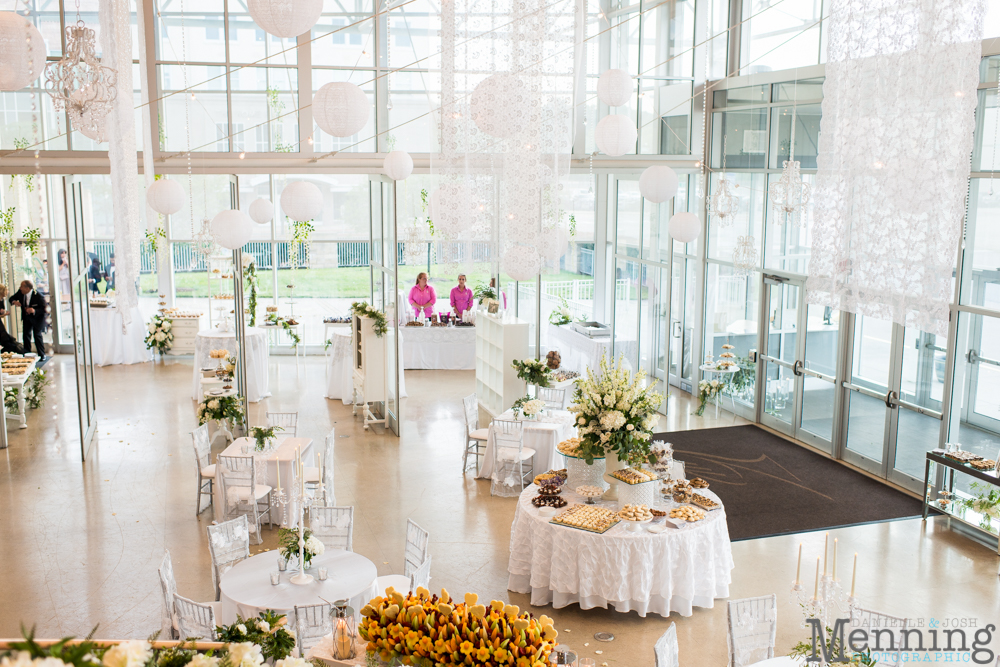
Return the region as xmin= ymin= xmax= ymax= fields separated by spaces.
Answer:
xmin=215 ymin=610 xmax=297 ymax=662
xmin=278 ymin=527 xmax=325 ymax=568
xmin=244 ymin=258 xmax=258 ymax=327
xmin=265 ymin=314 xmax=300 ymax=349
xmin=5 ymin=370 xmax=51 ymax=414
xmin=145 ymin=314 xmax=173 ymax=354
xmin=359 ymin=588 xmax=557 ymax=667
xmin=568 ymin=352 xmax=664 ymax=466
xmin=287 ymin=219 xmax=314 ymax=272
xmin=693 ymin=378 xmax=725 ymax=417
xmin=196 ymin=394 xmax=244 ymax=426
xmin=22 ymin=228 xmax=41 ymax=256
xmin=511 ymin=358 xmax=552 ymax=388
xmin=548 ymin=297 xmax=577 ymax=326
xmin=350 ymin=301 xmax=388 ymax=338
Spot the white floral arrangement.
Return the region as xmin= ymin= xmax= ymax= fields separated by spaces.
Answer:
xmin=567 ymin=352 xmax=664 ymax=465
xmin=694 ymin=379 xmax=724 ymax=416
xmin=144 ymin=314 xmax=173 ymax=354
xmin=521 ymin=398 xmax=545 ymax=417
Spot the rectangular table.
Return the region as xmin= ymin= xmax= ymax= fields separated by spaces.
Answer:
xmin=401 ymin=325 xmax=476 ymax=370
xmin=213 ymin=436 xmax=314 ymax=524
xmin=477 ymin=409 xmax=575 ymax=481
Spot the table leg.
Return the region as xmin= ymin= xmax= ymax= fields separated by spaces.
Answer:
xmin=922 ymin=458 xmax=931 ymax=520
xmin=17 ymin=389 xmax=26 ymax=429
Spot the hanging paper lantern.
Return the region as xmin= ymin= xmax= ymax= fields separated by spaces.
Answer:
xmin=146 ymin=179 xmax=186 ymax=216
xmin=0 ymin=13 xmax=46 ymax=91
xmin=597 ymin=69 xmax=632 ymax=107
xmin=211 ymin=209 xmax=253 ymax=250
xmin=248 ymin=198 xmax=274 ymax=224
xmin=595 ymin=115 xmax=637 ymax=157
xmin=639 ymin=165 xmax=679 ymax=203
xmin=313 ymin=82 xmax=371 ymax=138
xmin=668 ymin=212 xmax=701 ymax=243
xmin=383 ymin=151 xmax=413 ymax=181
xmin=280 ymin=181 xmax=323 ymax=221
xmin=539 ymin=226 xmax=570 ymax=263
xmin=470 ymin=72 xmax=524 ymax=139
xmin=428 ymin=183 xmax=477 ymax=238
xmin=503 ymin=244 xmax=541 ymax=281
xmin=247 ymin=0 xmax=323 ymax=38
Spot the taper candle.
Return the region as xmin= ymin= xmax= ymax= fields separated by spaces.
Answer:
xmin=823 ymin=532 xmax=829 ymax=575
xmin=851 ymin=553 xmax=858 ymax=597
xmin=276 ymin=458 xmax=281 ymax=493
xmin=833 ymin=538 xmax=838 ymax=579
xmin=795 ymin=543 xmax=802 ymax=585
xmin=814 ymin=557 xmax=820 ymax=599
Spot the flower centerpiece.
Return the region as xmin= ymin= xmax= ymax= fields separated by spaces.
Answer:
xmin=145 ymin=314 xmax=173 ymax=354
xmin=249 ymin=425 xmax=283 ymax=451
xmin=959 ymin=482 xmax=1000 ymax=529
xmin=511 ymin=358 xmax=552 ymax=388
xmin=473 ymin=282 xmax=497 ymax=305
xmin=359 ymin=588 xmax=558 ymax=666
xmin=567 ymin=352 xmax=665 ymax=466
xmin=197 ymin=394 xmax=245 ymax=426
xmin=350 ymin=301 xmax=389 ymax=338
xmin=694 ymin=378 xmax=724 ymax=416
xmin=278 ymin=526 xmax=324 ymax=568
xmin=548 ymin=297 xmax=577 ymax=326
xmin=215 ymin=610 xmax=297 ymax=662
xmin=512 ymin=397 xmax=545 ymax=420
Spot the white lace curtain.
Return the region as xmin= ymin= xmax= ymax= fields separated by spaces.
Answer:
xmin=805 ymin=0 xmax=985 ymax=336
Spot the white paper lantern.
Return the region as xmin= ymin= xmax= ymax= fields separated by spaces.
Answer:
xmin=248 ymin=198 xmax=274 ymax=224
xmin=668 ymin=212 xmax=701 ymax=243
xmin=428 ymin=183 xmax=477 ymax=238
xmin=0 ymin=13 xmax=45 ymax=91
xmin=211 ymin=209 xmax=253 ymax=250
xmin=471 ymin=72 xmax=524 ymax=139
xmin=247 ymin=0 xmax=323 ymax=38
xmin=146 ymin=179 xmax=186 ymax=216
xmin=539 ymin=226 xmax=570 ymax=263
xmin=595 ymin=115 xmax=637 ymax=156
xmin=383 ymin=151 xmax=413 ymax=181
xmin=313 ymin=82 xmax=370 ymax=138
xmin=639 ymin=165 xmax=679 ymax=203
xmin=280 ymin=181 xmax=323 ymax=222
xmin=503 ymin=244 xmax=541 ymax=281
xmin=597 ymin=69 xmax=632 ymax=107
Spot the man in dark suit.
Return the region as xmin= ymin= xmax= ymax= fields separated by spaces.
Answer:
xmin=9 ymin=280 xmax=46 ymax=360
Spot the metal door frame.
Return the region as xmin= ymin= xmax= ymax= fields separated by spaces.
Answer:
xmin=757 ymin=273 xmax=806 ymax=437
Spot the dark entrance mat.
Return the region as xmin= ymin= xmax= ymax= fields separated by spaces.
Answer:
xmin=652 ymin=425 xmax=926 ymax=541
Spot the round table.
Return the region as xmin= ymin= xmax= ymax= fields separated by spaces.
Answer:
xmin=89 ymin=306 xmax=152 ymax=366
xmin=507 ymin=485 xmax=734 ymax=618
xmin=748 ymin=659 xmax=800 ymax=667
xmin=218 ymin=549 xmax=378 ymax=624
xmin=192 ymin=327 xmax=270 ymax=403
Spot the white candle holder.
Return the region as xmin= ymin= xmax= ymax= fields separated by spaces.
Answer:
xmin=791 ymin=575 xmax=858 ymax=629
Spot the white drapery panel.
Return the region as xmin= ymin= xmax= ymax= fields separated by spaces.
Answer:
xmin=805 ymin=0 xmax=985 ymax=336
xmin=99 ymin=0 xmax=141 ymax=325
xmin=431 ymin=0 xmax=577 ymax=278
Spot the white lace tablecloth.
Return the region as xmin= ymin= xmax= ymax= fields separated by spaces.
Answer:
xmin=326 ymin=329 xmax=354 ymax=404
xmin=89 ymin=307 xmax=152 ymax=366
xmin=213 ymin=436 xmax=314 ymax=524
xmin=218 ymin=549 xmax=377 ymax=625
xmin=477 ymin=410 xmax=575 ymax=482
xmin=192 ymin=327 xmax=270 ymax=402
xmin=400 ymin=325 xmax=476 ymax=370
xmin=507 ymin=486 xmax=734 ymax=618
xmin=546 ymin=324 xmax=636 ymax=373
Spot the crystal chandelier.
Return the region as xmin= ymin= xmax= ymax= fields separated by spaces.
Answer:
xmin=768 ymin=98 xmax=810 ymax=226
xmin=193 ymin=218 xmax=219 ymax=259
xmin=732 ymin=235 xmax=758 ymax=276
xmin=708 ymin=135 xmax=739 ymax=226
xmin=44 ymin=3 xmax=118 ymax=139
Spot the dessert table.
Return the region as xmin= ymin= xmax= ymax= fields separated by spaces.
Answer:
xmin=192 ymin=327 xmax=270 ymax=403
xmin=218 ymin=549 xmax=377 ymax=624
xmin=546 ymin=323 xmax=636 ymax=373
xmin=2 ymin=356 xmax=37 ymax=429
xmin=400 ymin=325 xmax=476 ymax=370
xmin=507 ymin=485 xmax=734 ymax=617
xmin=325 ymin=328 xmax=354 ymax=404
xmin=89 ymin=306 xmax=152 ymax=366
xmin=477 ymin=409 xmax=575 ymax=481
xmin=213 ymin=436 xmax=314 ymax=524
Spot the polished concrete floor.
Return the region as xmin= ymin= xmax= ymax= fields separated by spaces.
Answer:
xmin=0 ymin=354 xmax=997 ymax=666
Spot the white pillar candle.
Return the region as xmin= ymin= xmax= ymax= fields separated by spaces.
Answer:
xmin=823 ymin=532 xmax=829 ymax=575
xmin=833 ymin=538 xmax=838 ymax=579
xmin=851 ymin=553 xmax=858 ymax=597
xmin=814 ymin=557 xmax=821 ymax=599
xmin=795 ymin=543 xmax=802 ymax=585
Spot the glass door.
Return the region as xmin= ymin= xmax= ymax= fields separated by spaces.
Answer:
xmin=759 ymin=275 xmax=800 ymax=434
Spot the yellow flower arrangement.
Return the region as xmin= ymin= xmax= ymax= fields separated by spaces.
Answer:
xmin=358 ymin=588 xmax=558 ymax=667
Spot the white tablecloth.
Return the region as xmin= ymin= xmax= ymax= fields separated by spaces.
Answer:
xmin=218 ymin=549 xmax=377 ymax=624
xmin=400 ymin=325 xmax=476 ymax=370
xmin=507 ymin=486 xmax=734 ymax=618
xmin=213 ymin=436 xmax=314 ymax=524
xmin=747 ymin=659 xmax=799 ymax=667
xmin=89 ymin=307 xmax=152 ymax=366
xmin=546 ymin=323 xmax=636 ymax=373
xmin=326 ymin=330 xmax=354 ymax=404
xmin=193 ymin=327 xmax=270 ymax=403
xmin=477 ymin=410 xmax=576 ymax=481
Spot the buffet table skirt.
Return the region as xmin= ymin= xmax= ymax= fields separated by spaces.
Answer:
xmin=325 ymin=330 xmax=353 ymax=404
xmin=507 ymin=486 xmax=733 ymax=618
xmin=192 ymin=327 xmax=270 ymax=403
xmin=212 ymin=436 xmax=314 ymax=524
xmin=89 ymin=307 xmax=152 ymax=366
xmin=546 ymin=323 xmax=636 ymax=373
xmin=218 ymin=549 xmax=377 ymax=624
xmin=477 ymin=410 xmax=575 ymax=481
xmin=401 ymin=325 xmax=476 ymax=370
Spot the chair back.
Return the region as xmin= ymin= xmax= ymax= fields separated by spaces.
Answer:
xmin=218 ymin=454 xmax=258 ymax=510
xmin=463 ymin=394 xmax=479 ymax=434
xmin=266 ymin=411 xmax=298 ymax=436
xmin=726 ymin=594 xmax=777 ymax=667
xmin=192 ymin=425 xmax=211 ymax=470
xmin=409 ymin=556 xmax=432 ymax=592
xmin=403 ymin=519 xmax=430 ymax=577
xmin=323 ymin=428 xmax=336 ymax=505
xmin=493 ymin=418 xmax=524 ymax=446
xmin=158 ymin=550 xmax=178 ymax=640
xmin=654 ymin=622 xmax=679 ymax=667
xmin=536 ymin=386 xmax=566 ymax=409
xmin=294 ymin=602 xmax=333 ymax=654
xmin=206 ymin=515 xmax=250 ymax=599
xmin=173 ymin=594 xmax=217 ymax=640
xmin=851 ymin=607 xmax=909 ymax=667
xmin=310 ymin=506 xmax=354 ymax=551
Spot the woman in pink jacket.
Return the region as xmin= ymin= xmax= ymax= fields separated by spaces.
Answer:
xmin=450 ymin=273 xmax=474 ymax=320
xmin=408 ymin=272 xmax=436 ymax=318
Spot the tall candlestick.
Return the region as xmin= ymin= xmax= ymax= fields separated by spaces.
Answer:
xmin=813 ymin=557 xmax=820 ymax=599
xmin=795 ymin=543 xmax=802 ymax=585
xmin=276 ymin=458 xmax=281 ymax=493
xmin=851 ymin=553 xmax=857 ymax=597
xmin=823 ymin=532 xmax=829 ymax=575
xmin=832 ymin=538 xmax=838 ymax=579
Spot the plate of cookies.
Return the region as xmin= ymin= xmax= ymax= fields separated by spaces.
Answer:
xmin=532 ymin=495 xmax=568 ymax=510
xmin=550 ymin=504 xmax=619 ymax=534
xmin=617 ymin=504 xmax=654 ymax=531
xmin=690 ymin=493 xmax=721 ymax=510
xmin=668 ymin=506 xmax=706 ymax=524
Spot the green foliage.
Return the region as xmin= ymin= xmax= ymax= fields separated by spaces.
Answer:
xmin=0 ymin=207 xmax=15 ymax=252
xmin=419 ymin=188 xmax=434 ymax=236
xmin=145 ymin=226 xmax=167 ymax=254
xmin=196 ymin=394 xmax=245 ymax=426
xmin=11 ymin=139 xmax=33 ymax=192
xmin=278 ymin=527 xmax=322 ymax=567
xmin=24 ymin=368 xmax=50 ymax=410
xmin=22 ymin=227 xmax=41 ymax=256
xmin=511 ymin=358 xmax=552 ymax=387
xmin=568 ymin=214 xmax=577 ymax=237
xmin=548 ymin=297 xmax=577 ymax=326
xmin=788 ymin=628 xmax=877 ymax=665
xmin=266 ymin=313 xmax=301 ymax=348
xmin=473 ymin=282 xmax=497 ymax=304
xmin=249 ymin=424 xmax=283 ymax=451
xmin=4 ymin=625 xmax=103 ymax=667
xmin=215 ymin=610 xmax=296 ymax=662
xmin=288 ymin=219 xmax=314 ymax=273
xmin=350 ymin=301 xmax=388 ymax=337
xmin=245 ymin=260 xmax=258 ymax=327
xmin=267 ymin=88 xmax=293 ymax=152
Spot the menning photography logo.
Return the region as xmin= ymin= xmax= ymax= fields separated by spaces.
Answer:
xmin=806 ymin=617 xmax=996 ymax=664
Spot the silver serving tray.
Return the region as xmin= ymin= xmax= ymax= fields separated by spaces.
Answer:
xmin=571 ymin=321 xmax=611 ymax=338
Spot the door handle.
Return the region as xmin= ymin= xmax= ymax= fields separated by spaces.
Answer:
xmin=967 ymin=349 xmax=979 ymax=364
xmin=885 ymin=390 xmax=897 ymax=409
xmin=793 ymin=360 xmax=804 ymax=377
